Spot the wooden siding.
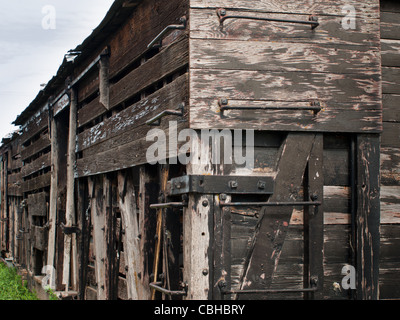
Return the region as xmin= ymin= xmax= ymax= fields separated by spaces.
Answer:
xmin=379 ymin=0 xmax=400 ymax=300
xmin=188 ymin=1 xmax=382 ymax=133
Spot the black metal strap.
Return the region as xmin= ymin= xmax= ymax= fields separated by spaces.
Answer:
xmin=219 ymin=99 xmax=322 ymax=115
xmin=149 ymin=202 xmax=186 ymax=209
xmin=217 ymin=8 xmax=319 ymax=30
xmin=146 ymin=103 xmax=184 ymax=126
xmin=219 ymin=201 xmax=321 ymax=207
xmin=147 ymin=17 xmax=187 ymax=49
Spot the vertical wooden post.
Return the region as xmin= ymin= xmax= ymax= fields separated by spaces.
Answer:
xmin=118 ymin=170 xmax=144 ymax=300
xmin=90 ymin=175 xmax=108 ymax=300
xmin=99 ymin=50 xmax=110 ymax=110
xmin=138 ymin=165 xmax=158 ymax=299
xmin=183 ymin=132 xmax=214 ymax=300
xmin=63 ymin=88 xmax=78 ymax=291
xmin=356 ymin=134 xmax=380 ymax=300
xmin=47 ymin=109 xmax=58 ymax=275
xmin=305 ymin=134 xmax=324 ymax=299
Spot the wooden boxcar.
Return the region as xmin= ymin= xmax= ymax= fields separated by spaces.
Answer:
xmin=0 ymin=0 xmax=399 ymax=300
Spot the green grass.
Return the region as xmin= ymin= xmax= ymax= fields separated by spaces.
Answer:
xmin=0 ymin=262 xmax=38 ymax=300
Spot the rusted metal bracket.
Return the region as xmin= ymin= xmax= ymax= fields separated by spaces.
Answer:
xmin=169 ymin=175 xmax=274 ymax=195
xmin=149 ymin=281 xmax=188 ymax=296
xmin=218 ymin=99 xmax=322 ymax=115
xmin=217 ymin=8 xmax=319 ymax=30
xmin=146 ymin=103 xmax=184 ymax=126
xmin=147 ymin=16 xmax=187 ymax=49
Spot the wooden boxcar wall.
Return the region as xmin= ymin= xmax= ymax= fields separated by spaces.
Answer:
xmin=187 ymin=0 xmax=381 ymax=301
xmin=379 ymin=0 xmax=400 ymax=300
xmin=1 ymin=0 xmax=398 ymax=300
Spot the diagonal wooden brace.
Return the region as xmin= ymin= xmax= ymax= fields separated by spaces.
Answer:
xmin=239 ymin=133 xmax=317 ymax=299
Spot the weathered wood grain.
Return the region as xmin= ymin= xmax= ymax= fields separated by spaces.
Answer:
xmin=190 ymin=39 xmax=380 ymax=74
xmin=380 ymin=186 xmax=400 ymax=224
xmin=381 ymin=147 xmax=400 ymax=185
xmin=382 ymin=67 xmax=400 ymax=94
xmin=380 ymin=11 xmax=400 ymax=40
xmin=382 ymin=122 xmax=400 ymax=148
xmin=190 ymin=69 xmax=380 ymax=103
xmin=89 ymin=176 xmax=107 ymax=300
xmin=383 ymin=94 xmax=400 ymax=122
xmin=117 ymin=171 xmax=145 ymax=300
xmin=32 ymin=226 xmax=48 ymax=251
xmin=381 ymin=39 xmax=400 ymax=67
xmin=356 ymin=134 xmax=380 ymax=300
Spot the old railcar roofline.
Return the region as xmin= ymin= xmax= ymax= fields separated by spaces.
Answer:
xmin=13 ymin=0 xmax=144 ymax=127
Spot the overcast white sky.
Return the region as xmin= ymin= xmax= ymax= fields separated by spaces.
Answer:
xmin=0 ymin=0 xmax=115 ymax=140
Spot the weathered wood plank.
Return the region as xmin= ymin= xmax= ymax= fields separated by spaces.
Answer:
xmin=380 ymin=186 xmax=400 ymax=224
xmin=380 ymin=11 xmax=400 ymax=40
xmin=21 ymin=172 xmax=51 ymax=193
xmin=138 ymin=166 xmax=158 ymax=299
xmin=20 ymin=110 xmax=49 ymax=145
xmin=109 ymin=35 xmax=188 ymax=109
xmin=380 ymin=147 xmax=400 ymax=185
xmin=190 ymin=9 xmax=380 ymax=46
xmin=77 ymin=97 xmax=103 ymax=129
xmin=381 ymin=40 xmax=400 ymax=67
xmin=306 ymin=134 xmax=324 ymax=298
xmin=356 ymin=134 xmax=380 ymax=300
xmin=27 ymin=192 xmax=48 ymax=217
xmin=21 ymin=153 xmax=51 ymax=178
xmin=77 ymin=74 xmax=188 ymax=153
xmin=76 ymin=114 xmax=188 ymax=177
xmin=190 ymin=69 xmax=380 ymax=103
xmin=383 ymin=94 xmax=400 ymax=122
xmin=382 ymin=122 xmax=400 ymax=148
xmin=117 ymin=171 xmax=145 ymax=300
xmin=190 ymin=39 xmax=380 ymax=74
xmin=108 ymin=0 xmax=188 ymax=79
xmin=32 ymin=226 xmax=48 ymax=251
xmin=21 ymin=135 xmax=51 ymax=161
xmin=190 ymin=0 xmax=379 ymax=18
xmin=89 ymin=176 xmax=107 ymax=300
xmin=382 ymin=67 xmax=400 ymax=94
xmin=189 ymin=99 xmax=382 ymax=133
